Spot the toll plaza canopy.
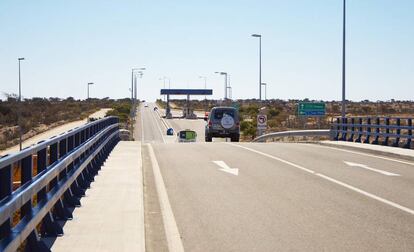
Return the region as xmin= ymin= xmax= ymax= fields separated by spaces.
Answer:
xmin=160 ymin=89 xmax=213 ymax=119
xmin=160 ymin=89 xmax=213 ymax=95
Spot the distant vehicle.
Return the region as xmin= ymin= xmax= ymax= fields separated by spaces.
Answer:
xmin=205 ymin=107 xmax=240 ymax=142
xmin=154 ymin=107 xmax=158 ymax=111
xmin=177 ymin=129 xmax=197 ymax=142
xmin=166 ymin=128 xmax=174 ymax=135
xmin=144 ymin=104 xmax=148 ymax=107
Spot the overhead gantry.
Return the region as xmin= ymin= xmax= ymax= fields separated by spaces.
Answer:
xmin=160 ymin=89 xmax=213 ymax=119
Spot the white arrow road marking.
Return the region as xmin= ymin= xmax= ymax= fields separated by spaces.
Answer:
xmin=344 ymin=161 xmax=401 ymax=176
xmin=213 ymin=161 xmax=239 ymax=176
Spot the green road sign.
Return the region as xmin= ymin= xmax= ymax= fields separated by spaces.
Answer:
xmin=231 ymin=102 xmax=240 ymax=110
xmin=298 ymin=102 xmax=326 ymax=116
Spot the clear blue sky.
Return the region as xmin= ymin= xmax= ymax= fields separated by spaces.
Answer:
xmin=0 ymin=0 xmax=413 ymax=101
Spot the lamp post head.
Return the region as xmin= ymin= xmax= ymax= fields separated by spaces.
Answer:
xmin=132 ymin=67 xmax=146 ymax=72
xmin=88 ymin=82 xmax=94 ymax=85
xmin=18 ymin=58 xmax=25 ymax=61
xmin=251 ymin=34 xmax=261 ymax=38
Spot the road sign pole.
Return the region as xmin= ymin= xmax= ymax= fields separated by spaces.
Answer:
xmin=341 ymin=0 xmax=346 ymax=118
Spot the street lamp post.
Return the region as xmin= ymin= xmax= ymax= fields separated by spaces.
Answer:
xmin=159 ymin=77 xmax=166 ymax=102
xmin=341 ymin=0 xmax=346 ymax=118
xmin=135 ymin=71 xmax=143 ymax=102
xmin=199 ymin=76 xmax=208 ymax=112
xmin=87 ymin=82 xmax=94 ymax=122
xmin=251 ymin=34 xmax=262 ymax=100
xmin=87 ymin=82 xmax=94 ymax=100
xmin=130 ymin=67 xmax=145 ymax=138
xmin=215 ymin=71 xmax=228 ymax=100
xmin=199 ymin=75 xmax=207 ymax=95
xmin=261 ymin=83 xmax=267 ymax=100
xmin=18 ymin=57 xmax=25 ymax=151
xmin=227 ymin=74 xmax=232 ymax=100
xmin=159 ymin=76 xmax=171 ymax=101
xmin=131 ymin=67 xmax=145 ymax=102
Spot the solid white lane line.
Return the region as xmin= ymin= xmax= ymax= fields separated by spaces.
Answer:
xmin=309 ymin=144 xmax=414 ymax=166
xmin=148 ymin=144 xmax=185 ymax=252
xmin=230 ymin=144 xmax=315 ymax=174
xmin=344 ymin=161 xmax=401 ymax=176
xmin=315 ymin=173 xmax=414 ymax=215
xmin=140 ymin=106 xmax=145 ymax=142
xmin=229 ymin=143 xmax=414 ymax=215
xmin=150 ymin=108 xmax=166 ymax=144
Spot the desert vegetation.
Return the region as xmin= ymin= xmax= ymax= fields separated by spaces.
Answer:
xmin=0 ymin=95 xmax=133 ymax=150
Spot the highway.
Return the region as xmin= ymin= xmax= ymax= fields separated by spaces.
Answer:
xmin=138 ymin=103 xmax=414 ymax=251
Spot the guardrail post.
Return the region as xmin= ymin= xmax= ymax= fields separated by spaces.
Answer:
xmin=50 ymin=142 xmax=58 ymax=165
xmin=363 ymin=118 xmax=371 ymax=143
xmin=355 ymin=118 xmax=363 ymax=143
xmin=37 ymin=148 xmax=47 ymax=201
xmin=59 ymin=139 xmax=67 ymax=158
xmin=68 ymin=135 xmax=74 ymax=152
xmin=21 ymin=155 xmax=33 ymax=217
xmin=393 ymin=118 xmax=401 ymax=147
xmin=404 ymin=118 xmax=412 ymax=149
xmin=64 ymin=188 xmax=81 ymax=207
xmin=41 ymin=211 xmax=63 ymax=237
xmin=340 ymin=117 xmax=347 ymax=141
xmin=347 ymin=118 xmax=355 ymax=141
xmin=26 ymin=230 xmax=50 ymax=252
xmin=382 ymin=118 xmax=390 ymax=146
xmin=372 ymin=117 xmax=380 ymax=144
xmin=0 ymin=164 xmax=12 ymax=240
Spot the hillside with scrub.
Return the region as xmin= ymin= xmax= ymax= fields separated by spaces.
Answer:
xmin=0 ymin=96 xmax=133 ymax=150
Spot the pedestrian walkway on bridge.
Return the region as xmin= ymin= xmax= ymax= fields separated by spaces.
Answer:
xmin=51 ymin=141 xmax=144 ymax=252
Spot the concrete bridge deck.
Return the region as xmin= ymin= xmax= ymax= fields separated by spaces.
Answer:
xmin=51 ymin=141 xmax=144 ymax=252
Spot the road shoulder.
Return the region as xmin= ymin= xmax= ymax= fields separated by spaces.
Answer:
xmin=318 ymin=140 xmax=414 ymax=162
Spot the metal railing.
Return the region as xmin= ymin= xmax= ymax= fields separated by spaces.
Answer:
xmin=332 ymin=117 xmax=413 ymax=149
xmin=0 ymin=116 xmax=120 ymax=252
xmin=252 ymin=129 xmax=332 ymax=142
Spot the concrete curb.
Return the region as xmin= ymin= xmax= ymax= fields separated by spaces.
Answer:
xmin=318 ymin=141 xmax=414 ymax=162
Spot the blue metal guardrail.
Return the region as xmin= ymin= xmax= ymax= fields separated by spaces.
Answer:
xmin=252 ymin=129 xmax=332 ymax=142
xmin=332 ymin=117 xmax=413 ymax=149
xmin=0 ymin=116 xmax=120 ymax=252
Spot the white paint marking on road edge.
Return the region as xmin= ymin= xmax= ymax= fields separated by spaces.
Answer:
xmin=148 ymin=144 xmax=185 ymax=252
xmin=149 ymin=107 xmax=167 ymax=144
xmin=140 ymin=106 xmax=145 ymax=142
xmin=212 ymin=161 xmax=239 ymax=176
xmin=309 ymin=144 xmax=414 ymax=166
xmin=229 ymin=143 xmax=414 ymax=216
xmin=229 ymin=144 xmax=315 ymax=174
xmin=315 ymin=173 xmax=414 ymax=215
xmin=344 ymin=161 xmax=401 ymax=176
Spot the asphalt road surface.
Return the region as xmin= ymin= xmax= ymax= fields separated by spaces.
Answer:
xmin=137 ymin=103 xmax=414 ymax=252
